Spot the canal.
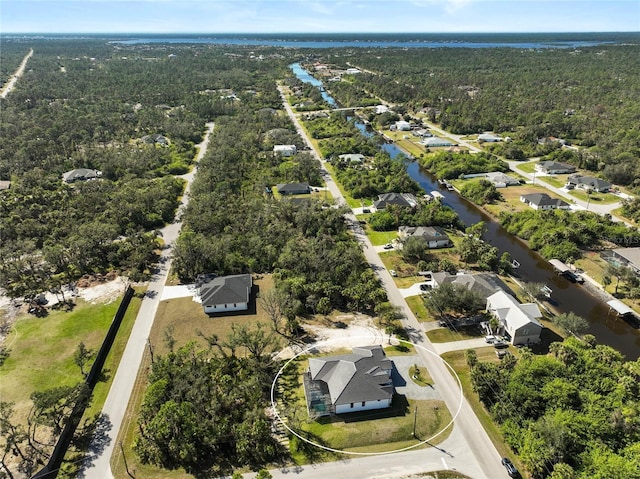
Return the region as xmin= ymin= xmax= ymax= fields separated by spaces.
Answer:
xmin=291 ymin=63 xmax=640 ymax=359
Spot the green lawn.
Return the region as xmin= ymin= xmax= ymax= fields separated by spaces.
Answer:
xmin=568 ymin=189 xmax=620 ymax=205
xmin=301 ymin=397 xmax=451 ymax=453
xmin=367 ymin=228 xmax=397 ymax=246
xmin=1 ymin=290 xmax=142 ymax=424
xmin=426 ymin=326 xmax=483 ymax=343
xmin=515 ymin=161 xmax=537 ymax=173
xmin=405 ymin=295 xmax=432 ymax=322
xmin=536 ymin=175 xmax=566 ymax=188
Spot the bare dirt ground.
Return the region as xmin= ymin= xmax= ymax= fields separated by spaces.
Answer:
xmin=276 ymin=313 xmax=391 ymax=360
xmin=0 ymin=275 xmax=128 ymax=343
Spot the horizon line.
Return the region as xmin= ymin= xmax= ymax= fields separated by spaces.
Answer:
xmin=2 ymin=30 xmax=639 ymax=35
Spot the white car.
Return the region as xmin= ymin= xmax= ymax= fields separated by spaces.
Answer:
xmin=389 ymin=269 xmax=397 ymax=277
xmin=383 ymin=243 xmax=393 ymax=249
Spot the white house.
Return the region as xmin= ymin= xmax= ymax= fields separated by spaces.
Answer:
xmin=199 ymin=274 xmax=252 ymax=314
xmin=486 ymin=290 xmax=543 ymax=345
xmin=420 ymin=137 xmax=454 ymax=147
xmin=345 ymin=68 xmax=361 ymax=75
xmin=338 ymin=153 xmax=366 ymax=164
xmin=273 ymin=144 xmax=297 ymax=157
xmin=395 ymin=120 xmax=411 ymax=131
xmin=520 ymin=193 xmax=570 ymax=210
xmin=478 ymin=133 xmax=502 ymax=143
xmin=398 ymin=226 xmax=452 ymax=249
xmin=535 ymin=161 xmax=576 ymax=175
xmin=485 ymin=172 xmax=520 ymax=188
xmin=305 ymin=345 xmax=394 ymax=416
xmin=375 ymin=105 xmax=389 ymax=114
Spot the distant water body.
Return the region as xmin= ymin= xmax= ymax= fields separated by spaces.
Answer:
xmin=104 ymin=32 xmax=637 ymax=49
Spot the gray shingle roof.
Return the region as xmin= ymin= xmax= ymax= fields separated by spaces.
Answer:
xmin=373 ymin=193 xmax=418 ymax=209
xmin=199 ymin=274 xmax=252 ymax=307
xmin=521 ymin=193 xmax=569 ymax=208
xmin=308 ymin=345 xmax=393 ymax=406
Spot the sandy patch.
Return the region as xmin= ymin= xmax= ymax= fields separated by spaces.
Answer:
xmin=78 ymin=276 xmax=128 ymax=304
xmin=276 ymin=314 xmax=392 ymax=360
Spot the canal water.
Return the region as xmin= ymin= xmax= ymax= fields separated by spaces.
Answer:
xmin=290 ymin=64 xmax=640 ymax=359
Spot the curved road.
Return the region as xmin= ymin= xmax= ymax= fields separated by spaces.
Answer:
xmin=81 ymin=122 xmax=215 ymax=478
xmin=276 ymin=86 xmax=504 ymax=479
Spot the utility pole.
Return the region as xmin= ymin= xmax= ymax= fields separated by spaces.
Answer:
xmin=412 ymin=405 xmax=417 ymax=437
xmin=147 ymin=338 xmax=154 ymax=364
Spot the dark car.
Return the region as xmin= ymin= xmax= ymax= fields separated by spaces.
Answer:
xmin=501 ymin=457 xmax=519 ymax=477
xmin=493 ymin=341 xmax=509 ymax=349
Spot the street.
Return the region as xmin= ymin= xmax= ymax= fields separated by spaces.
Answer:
xmin=81 ymin=122 xmax=215 ymax=478
xmin=276 ymin=86 xmax=505 ymax=479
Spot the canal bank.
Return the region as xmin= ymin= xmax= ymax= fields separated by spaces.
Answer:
xmin=290 ymin=63 xmax=640 ymax=360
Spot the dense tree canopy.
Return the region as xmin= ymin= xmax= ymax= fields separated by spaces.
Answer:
xmin=470 ymin=337 xmax=640 ymax=478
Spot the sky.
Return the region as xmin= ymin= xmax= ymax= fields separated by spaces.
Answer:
xmin=1 ymin=0 xmax=639 ymax=34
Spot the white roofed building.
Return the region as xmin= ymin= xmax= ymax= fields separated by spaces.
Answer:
xmin=486 ymin=290 xmax=543 ymax=345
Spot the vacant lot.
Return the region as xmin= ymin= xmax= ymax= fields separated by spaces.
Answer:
xmin=0 ymin=291 xmax=142 ymax=423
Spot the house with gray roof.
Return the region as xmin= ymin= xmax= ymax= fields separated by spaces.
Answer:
xmin=520 ymin=193 xmax=570 ymax=211
xmin=485 ymin=171 xmax=520 ymax=188
xmin=398 ymin=226 xmax=452 ymax=249
xmin=566 ymin=175 xmax=612 ymax=193
xmin=62 ymin=168 xmax=102 ymax=183
xmin=373 ymin=192 xmax=418 ymax=210
xmin=304 ymin=345 xmax=394 ymax=416
xmin=535 ymin=161 xmax=576 ymax=175
xmin=277 ymin=182 xmax=311 ymax=195
xmin=431 ymin=272 xmax=513 ymax=299
xmin=609 ymin=247 xmax=640 ymax=276
xmin=199 ymin=274 xmax=252 ymax=314
xmin=487 ymin=290 xmax=542 ymax=345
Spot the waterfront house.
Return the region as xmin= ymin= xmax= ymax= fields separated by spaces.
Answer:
xmin=485 ymin=172 xmax=520 ymax=188
xmin=198 ymin=274 xmax=252 ymax=315
xmin=486 ymin=290 xmax=543 ymax=346
xmin=420 ymin=137 xmax=455 ymax=148
xmin=431 ymin=272 xmax=513 ymax=299
xmin=398 ymin=226 xmax=452 ymax=249
xmin=277 ymin=182 xmax=311 ymax=195
xmin=535 ymin=161 xmax=576 ymax=175
xmin=304 ymin=345 xmax=394 ymax=416
xmin=395 ymin=120 xmax=411 ymax=131
xmin=520 ymin=193 xmax=570 ymax=210
xmin=373 ymin=192 xmax=418 ymax=210
xmin=608 ymin=247 xmax=640 ymax=276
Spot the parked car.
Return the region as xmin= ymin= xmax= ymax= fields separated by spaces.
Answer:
xmin=389 ymin=269 xmax=397 ymax=277
xmin=493 ymin=341 xmax=509 ymax=349
xmin=484 ymin=335 xmax=496 ymax=343
xmin=419 ymin=284 xmax=431 ymax=291
xmin=501 ymin=457 xmax=519 ymax=477
xmin=383 ymin=243 xmax=393 ymax=249
xmin=362 ymin=208 xmax=371 ymax=213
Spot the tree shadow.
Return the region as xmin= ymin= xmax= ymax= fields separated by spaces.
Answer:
xmin=71 ymin=413 xmax=113 ymax=477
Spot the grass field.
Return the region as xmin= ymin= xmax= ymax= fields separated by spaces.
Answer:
xmin=405 ymin=295 xmax=432 ymax=322
xmin=426 ymin=326 xmax=483 ymax=343
xmin=0 ymin=292 xmax=142 ymax=423
xmin=301 ymin=397 xmax=451 ymax=453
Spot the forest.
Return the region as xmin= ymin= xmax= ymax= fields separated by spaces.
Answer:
xmin=468 ymin=337 xmax=640 ymax=478
xmin=327 ymin=45 xmax=640 ymax=192
xmin=0 ymin=39 xmax=292 ymax=302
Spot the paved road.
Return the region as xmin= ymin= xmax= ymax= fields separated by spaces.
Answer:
xmin=277 ymin=87 xmax=504 ymax=479
xmin=81 ymin=122 xmax=215 ymax=478
xmin=0 ymin=48 xmax=33 ymax=99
